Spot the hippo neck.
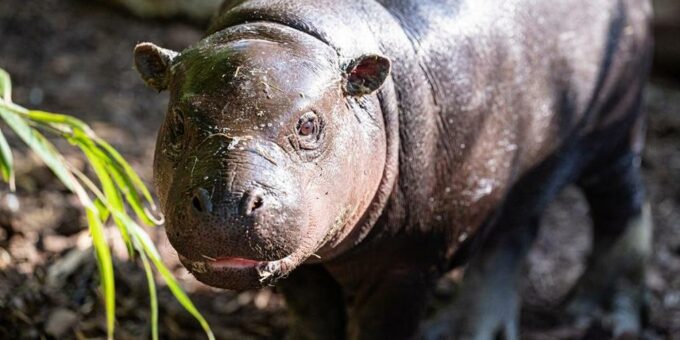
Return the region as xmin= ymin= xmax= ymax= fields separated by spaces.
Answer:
xmin=207 ymin=1 xmax=404 ymax=257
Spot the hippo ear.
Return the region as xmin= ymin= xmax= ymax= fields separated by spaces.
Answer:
xmin=343 ymin=54 xmax=392 ymax=97
xmin=133 ymin=42 xmax=179 ymax=92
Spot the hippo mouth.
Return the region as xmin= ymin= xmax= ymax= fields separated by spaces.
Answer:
xmin=177 ymin=242 xmax=315 ymax=290
xmin=179 ymin=255 xmax=281 ymax=289
xmin=206 ymin=256 xmax=263 ymax=269
xmin=179 ymin=254 xmax=283 ymax=273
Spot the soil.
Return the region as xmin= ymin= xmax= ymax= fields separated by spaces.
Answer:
xmin=0 ymin=1 xmax=678 ymax=339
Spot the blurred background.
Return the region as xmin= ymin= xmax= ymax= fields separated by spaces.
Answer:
xmin=0 ymin=0 xmax=678 ymax=339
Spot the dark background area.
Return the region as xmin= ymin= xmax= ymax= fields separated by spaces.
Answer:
xmin=0 ymin=0 xmax=678 ymax=339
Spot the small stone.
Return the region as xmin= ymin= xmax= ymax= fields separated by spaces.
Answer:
xmin=0 ymin=248 xmax=10 ymax=269
xmin=1 ymin=193 xmax=20 ymax=212
xmin=45 ymin=308 xmax=78 ymax=337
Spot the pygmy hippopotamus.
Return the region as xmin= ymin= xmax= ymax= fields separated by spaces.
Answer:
xmin=133 ymin=0 xmax=653 ymax=339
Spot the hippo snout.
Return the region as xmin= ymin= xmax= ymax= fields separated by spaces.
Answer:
xmin=164 ymin=176 xmax=305 ymax=266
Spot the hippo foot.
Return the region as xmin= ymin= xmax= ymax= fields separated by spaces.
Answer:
xmin=417 ymin=240 xmax=528 ymax=340
xmin=563 ymin=258 xmax=648 ymax=339
xmin=562 ymin=204 xmax=652 ymax=339
xmin=417 ymin=298 xmax=520 ymax=340
xmin=564 ymin=285 xmax=646 ymax=340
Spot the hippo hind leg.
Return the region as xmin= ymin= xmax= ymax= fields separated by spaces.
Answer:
xmin=565 ymin=151 xmax=651 ymax=338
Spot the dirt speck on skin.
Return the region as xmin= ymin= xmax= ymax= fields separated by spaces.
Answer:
xmin=0 ymin=0 xmax=679 ymax=339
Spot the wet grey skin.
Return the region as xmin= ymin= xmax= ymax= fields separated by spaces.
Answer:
xmin=134 ymin=0 xmax=653 ymax=339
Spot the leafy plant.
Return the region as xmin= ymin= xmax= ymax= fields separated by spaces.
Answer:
xmin=0 ymin=68 xmax=214 ymax=340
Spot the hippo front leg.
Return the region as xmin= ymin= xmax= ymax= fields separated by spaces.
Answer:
xmin=418 ymin=219 xmax=540 ymax=340
xmin=345 ymin=263 xmax=435 ymax=340
xmin=278 ymin=265 xmax=347 ymax=340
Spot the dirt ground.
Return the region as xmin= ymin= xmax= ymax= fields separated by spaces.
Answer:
xmin=0 ymin=1 xmax=678 ymax=339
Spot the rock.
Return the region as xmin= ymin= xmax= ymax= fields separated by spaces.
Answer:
xmin=46 ymin=247 xmax=91 ymax=289
xmin=45 ymin=308 xmax=78 ymax=337
xmin=0 ymin=248 xmax=11 ymax=270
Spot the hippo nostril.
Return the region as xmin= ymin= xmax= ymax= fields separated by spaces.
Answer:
xmin=191 ymin=188 xmax=213 ymax=215
xmin=252 ymin=196 xmax=264 ymax=210
xmin=192 ymin=196 xmax=203 ymax=212
xmin=242 ymin=189 xmax=265 ymax=216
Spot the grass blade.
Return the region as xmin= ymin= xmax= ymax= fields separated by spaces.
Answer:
xmin=94 ymin=198 xmax=111 ymax=223
xmin=128 ymin=220 xmax=214 ymax=340
xmin=26 ymin=110 xmax=92 ymax=134
xmin=86 ymin=207 xmax=116 ymax=340
xmin=96 ymin=139 xmax=162 ymax=223
xmin=0 ymin=67 xmax=212 ymax=340
xmin=139 ymin=251 xmax=159 ymax=340
xmin=73 ymin=160 xmax=214 ymax=340
xmin=0 ymin=106 xmax=89 ymax=203
xmin=0 ymin=68 xmax=11 ymax=102
xmin=0 ymin=129 xmax=14 ymax=189
xmin=79 ymin=140 xmax=134 ymax=256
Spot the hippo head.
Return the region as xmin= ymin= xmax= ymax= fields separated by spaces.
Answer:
xmin=134 ymin=23 xmax=392 ymax=290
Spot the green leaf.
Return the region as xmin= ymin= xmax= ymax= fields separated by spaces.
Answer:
xmin=0 ymin=67 xmax=210 ymax=340
xmin=96 ymin=138 xmax=163 ymax=224
xmin=0 ymin=129 xmax=14 ymax=189
xmin=0 ymin=106 xmax=90 ymax=204
xmin=77 ymin=169 xmax=213 ymax=340
xmin=86 ymin=207 xmax=116 ymax=340
xmin=139 ymin=251 xmax=159 ymax=340
xmin=26 ymin=110 xmax=92 ymax=134
xmin=79 ymin=140 xmax=134 ymax=256
xmin=101 ymin=150 xmax=158 ymax=227
xmin=94 ymin=198 xmax=111 ymax=223
xmin=0 ymin=68 xmax=11 ymax=102
xmin=128 ymin=220 xmax=214 ymax=340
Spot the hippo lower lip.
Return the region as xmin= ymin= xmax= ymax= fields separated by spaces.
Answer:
xmin=179 ymin=255 xmax=264 ymax=271
xmin=177 ymin=254 xmax=288 ymax=290
xmin=208 ymin=257 xmax=262 ymax=269
xmin=178 ymin=249 xmax=304 ymax=289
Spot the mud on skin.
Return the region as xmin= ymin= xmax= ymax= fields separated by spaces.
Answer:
xmin=134 ymin=0 xmax=654 ymax=339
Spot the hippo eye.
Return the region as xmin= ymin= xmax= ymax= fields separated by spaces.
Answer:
xmin=295 ymin=112 xmax=324 ymax=152
xmin=298 ymin=120 xmax=316 ymax=136
xmin=297 ymin=112 xmax=319 ymax=137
